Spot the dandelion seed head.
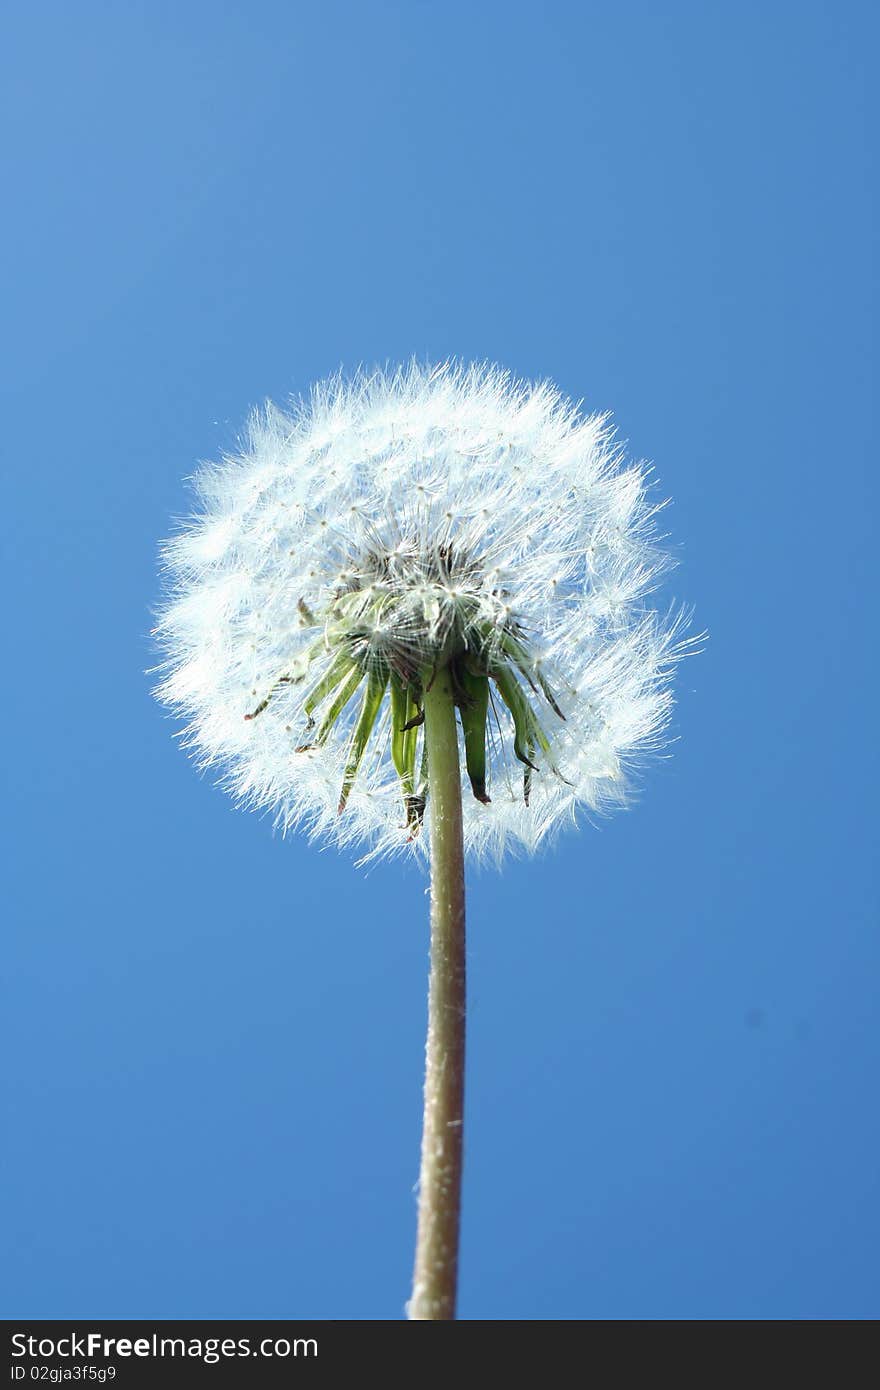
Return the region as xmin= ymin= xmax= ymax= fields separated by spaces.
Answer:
xmin=154 ymin=361 xmax=696 ymax=863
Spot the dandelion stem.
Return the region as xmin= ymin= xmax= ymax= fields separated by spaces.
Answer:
xmin=409 ymin=668 xmax=466 ymax=1320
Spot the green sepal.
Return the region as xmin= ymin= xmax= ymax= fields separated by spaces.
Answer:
xmin=389 ymin=673 xmax=411 ymax=789
xmin=497 ymin=628 xmax=566 ymax=721
xmin=457 ymin=666 xmax=491 ymax=803
xmin=402 ymin=726 xmax=429 ymax=838
xmin=491 ymin=664 xmax=543 ymax=770
xmin=338 ymin=665 xmax=389 ymax=813
xmin=390 ymin=675 xmax=425 ymax=833
xmin=303 ymin=648 xmax=358 ymax=719
xmin=297 ymin=664 xmax=363 ymax=750
xmin=492 ymin=661 xmax=571 ymax=801
xmin=402 ymin=687 xmax=422 ymax=796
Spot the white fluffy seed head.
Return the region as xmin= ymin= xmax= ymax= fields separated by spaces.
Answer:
xmin=154 ymin=361 xmax=696 ymax=864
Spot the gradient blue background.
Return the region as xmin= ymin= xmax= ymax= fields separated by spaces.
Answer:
xmin=3 ymin=1 xmax=877 ymax=1320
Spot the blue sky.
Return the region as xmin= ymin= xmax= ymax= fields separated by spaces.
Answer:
xmin=2 ymin=1 xmax=877 ymax=1319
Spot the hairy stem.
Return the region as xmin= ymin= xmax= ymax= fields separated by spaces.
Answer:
xmin=408 ymin=668 xmax=466 ymax=1320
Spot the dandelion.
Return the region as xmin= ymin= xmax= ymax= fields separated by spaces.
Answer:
xmin=154 ymin=361 xmax=695 ymax=1319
